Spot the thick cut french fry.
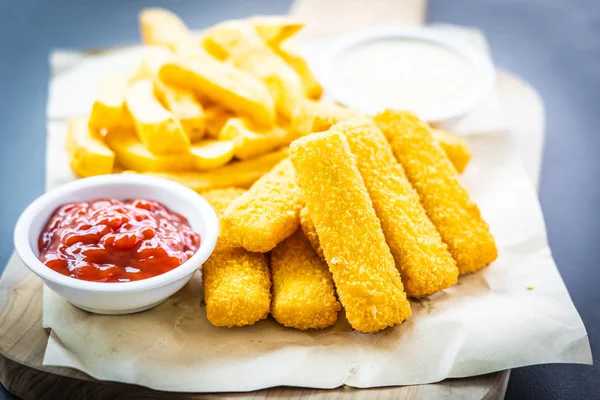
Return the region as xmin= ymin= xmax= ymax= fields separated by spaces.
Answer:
xmin=67 ymin=117 xmax=115 ymax=177
xmin=270 ymin=230 xmax=341 ymax=330
xmin=189 ymin=140 xmax=235 ymax=170
xmin=139 ymin=8 xmax=191 ymax=50
xmin=218 ymin=117 xmax=294 ymax=159
xmin=290 ymin=130 xmax=411 ymax=332
xmin=201 ymin=187 xmax=272 ymax=327
xmin=274 ymin=43 xmax=322 ymax=100
xmin=154 ymin=78 xmax=206 ymax=141
xmin=431 ymin=128 xmax=471 ymax=174
xmin=140 ymin=148 xmax=288 ymax=192
xmin=124 ymin=79 xmax=190 ymax=155
xmin=332 ymin=119 xmax=458 ymax=297
xmin=129 ymin=46 xmax=172 ymax=83
xmin=203 ymin=105 xmax=234 ymax=139
xmin=203 ymin=22 xmax=304 ymax=119
xmin=375 ymin=110 xmax=497 ymax=274
xmin=249 ymin=16 xmax=305 ymax=46
xmin=105 ymin=129 xmax=194 ymax=172
xmin=160 ymin=52 xmax=276 ymax=127
xmin=221 ymin=158 xmax=303 ymax=253
xmin=88 ymin=75 xmax=133 ymax=132
xmin=291 ymin=100 xmax=363 ymax=137
xmin=299 ymin=207 xmax=323 ymax=259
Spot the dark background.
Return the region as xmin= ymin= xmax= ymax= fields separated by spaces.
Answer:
xmin=1 ymin=0 xmax=598 ymax=398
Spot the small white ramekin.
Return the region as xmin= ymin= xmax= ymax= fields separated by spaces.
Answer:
xmin=13 ymin=174 xmax=219 ymax=315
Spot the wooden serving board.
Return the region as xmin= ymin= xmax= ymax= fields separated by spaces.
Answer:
xmin=0 ymin=256 xmax=509 ymax=400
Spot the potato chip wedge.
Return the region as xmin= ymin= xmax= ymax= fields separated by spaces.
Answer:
xmin=202 ymin=22 xmax=304 ymax=119
xmin=88 ymin=75 xmax=133 ymax=132
xmin=204 ymin=105 xmax=234 ymax=138
xmin=105 ymin=129 xmax=194 ymax=172
xmin=125 ymin=79 xmax=190 ymax=155
xmin=249 ymin=16 xmax=305 ymax=46
xmin=67 ymin=117 xmax=115 ymax=177
xmin=219 ymin=117 xmax=294 ymax=159
xmin=140 ymin=148 xmax=288 ymax=192
xmin=275 ymin=43 xmax=322 ymax=100
xmin=129 ymin=46 xmax=172 ymax=83
xmin=154 ymin=78 xmax=206 ymax=141
xmin=139 ymin=8 xmax=191 ymax=50
xmin=189 ymin=140 xmax=235 ymax=170
xmin=160 ymin=52 xmax=276 ymax=127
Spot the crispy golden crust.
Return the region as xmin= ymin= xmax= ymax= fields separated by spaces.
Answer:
xmin=298 ymin=207 xmax=323 ymax=259
xmin=431 ymin=129 xmax=471 ymax=174
xmin=203 ymin=248 xmax=271 ymax=327
xmin=291 ymin=100 xmax=363 ymax=137
xmin=270 ymin=230 xmax=341 ymax=330
xmin=200 ymin=187 xmax=271 ymax=327
xmin=331 ymin=119 xmax=458 ymax=297
xmin=375 ymin=110 xmax=498 ymax=274
xmin=221 ymin=158 xmax=303 ymax=252
xmin=290 ymin=131 xmax=411 ymax=332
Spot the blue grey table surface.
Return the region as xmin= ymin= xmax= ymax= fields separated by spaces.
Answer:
xmin=0 ymin=0 xmax=598 ymax=399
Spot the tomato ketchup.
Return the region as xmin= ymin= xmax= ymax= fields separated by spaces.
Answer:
xmin=38 ymin=199 xmax=200 ymax=283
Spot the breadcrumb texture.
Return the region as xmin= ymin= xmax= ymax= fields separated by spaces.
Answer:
xmin=270 ymin=230 xmax=341 ymax=330
xmin=200 ymin=187 xmax=271 ymax=327
xmin=290 ymin=131 xmax=411 ymax=332
xmin=375 ymin=110 xmax=498 ymax=274
xmin=299 ymin=207 xmax=323 ymax=259
xmin=203 ymin=247 xmax=271 ymax=327
xmin=222 ymin=158 xmax=303 ymax=252
xmin=332 ymin=119 xmax=458 ymax=297
xmin=431 ymin=128 xmax=472 ymax=174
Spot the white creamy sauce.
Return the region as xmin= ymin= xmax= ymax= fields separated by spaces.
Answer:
xmin=331 ymin=38 xmax=479 ymax=117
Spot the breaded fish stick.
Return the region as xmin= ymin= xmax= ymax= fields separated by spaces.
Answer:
xmin=375 ymin=110 xmax=498 ymax=274
xmin=291 ymin=100 xmax=363 ymax=137
xmin=221 ymin=158 xmax=303 ymax=252
xmin=333 ymin=119 xmax=458 ymax=297
xmin=290 ymin=131 xmax=411 ymax=332
xmin=201 ymin=187 xmax=271 ymax=327
xmin=270 ymin=230 xmax=341 ymax=330
xmin=200 ymin=188 xmax=271 ymax=327
xmin=299 ymin=207 xmax=323 ymax=259
xmin=431 ymin=128 xmax=471 ymax=174
xmin=140 ymin=148 xmax=288 ymax=191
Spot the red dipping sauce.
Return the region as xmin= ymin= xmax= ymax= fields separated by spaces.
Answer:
xmin=38 ymin=199 xmax=201 ymax=283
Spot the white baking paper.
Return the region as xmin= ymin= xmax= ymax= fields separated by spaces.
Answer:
xmin=40 ymin=25 xmax=591 ymax=394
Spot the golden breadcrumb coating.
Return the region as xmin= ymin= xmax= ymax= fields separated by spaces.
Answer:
xmin=290 ymin=130 xmax=411 ymax=332
xmin=291 ymin=100 xmax=363 ymax=137
xmin=200 ymin=187 xmax=271 ymax=327
xmin=299 ymin=207 xmax=323 ymax=259
xmin=221 ymin=158 xmax=303 ymax=252
xmin=431 ymin=128 xmax=472 ymax=174
xmin=202 ymin=248 xmax=271 ymax=327
xmin=331 ymin=119 xmax=458 ymax=297
xmin=270 ymin=230 xmax=341 ymax=330
xmin=375 ymin=110 xmax=498 ymax=274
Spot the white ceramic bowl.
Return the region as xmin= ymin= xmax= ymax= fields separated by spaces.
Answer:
xmin=13 ymin=174 xmax=219 ymax=315
xmin=314 ymin=27 xmax=495 ymax=122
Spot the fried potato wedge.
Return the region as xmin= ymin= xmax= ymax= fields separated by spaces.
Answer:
xmin=218 ymin=117 xmax=294 ymax=159
xmin=105 ymin=129 xmax=194 ymax=172
xmin=249 ymin=16 xmax=305 ymax=46
xmin=203 ymin=22 xmax=304 ymax=119
xmin=140 ymin=148 xmax=288 ymax=192
xmin=189 ymin=140 xmax=235 ymax=170
xmin=139 ymin=8 xmax=191 ymax=50
xmin=160 ymin=52 xmax=276 ymax=127
xmin=67 ymin=117 xmax=115 ymax=177
xmin=275 ymin=43 xmax=322 ymax=100
xmin=154 ymin=78 xmax=206 ymax=141
xmin=88 ymin=75 xmax=133 ymax=132
xmin=124 ymin=79 xmax=190 ymax=155
xmin=204 ymin=105 xmax=234 ymax=138
xmin=129 ymin=45 xmax=172 ymax=83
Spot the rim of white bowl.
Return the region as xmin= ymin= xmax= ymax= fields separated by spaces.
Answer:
xmin=13 ymin=174 xmax=219 ymax=293
xmin=316 ymin=27 xmax=496 ymax=122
